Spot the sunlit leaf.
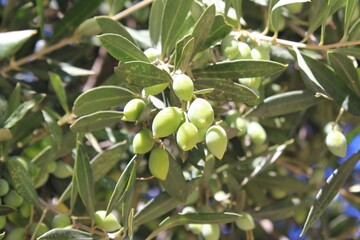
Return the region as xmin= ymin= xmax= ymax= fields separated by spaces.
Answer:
xmin=272 ymin=0 xmax=310 ymax=11
xmin=70 ymin=111 xmax=123 ymax=133
xmin=149 ymin=0 xmax=165 ymax=45
xmin=0 ymin=30 xmax=37 ymax=60
xmin=38 ymin=228 xmax=93 ymax=240
xmin=96 ymin=16 xmax=135 ymax=44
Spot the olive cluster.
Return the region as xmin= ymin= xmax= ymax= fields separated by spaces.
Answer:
xmin=122 ymin=73 xmax=228 ymax=180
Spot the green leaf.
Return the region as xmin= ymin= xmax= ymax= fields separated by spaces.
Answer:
xmin=96 ymin=16 xmax=135 ymax=44
xmin=4 ymin=94 xmax=45 ymax=129
xmin=0 ymin=128 xmax=12 ymax=142
xmin=6 ymin=83 xmax=21 ymax=118
xmin=75 ymin=18 xmax=101 ymax=37
xmin=98 ymin=34 xmax=149 ymax=63
xmin=301 ymin=151 xmax=360 ymax=236
xmin=343 ymin=0 xmax=358 ymax=39
xmin=35 ymin=0 xmax=45 ymax=38
xmin=333 ymin=48 xmax=360 ymax=59
xmin=115 ymin=61 xmax=172 ymax=88
xmin=177 ymin=37 xmax=195 ymax=72
xmin=200 ymin=14 xmax=232 ymax=51
xmin=110 ymin=0 xmax=126 ymax=16
xmin=50 ymin=0 xmax=102 ymax=43
xmin=160 ymin=154 xmax=188 ymax=201
xmin=0 ymin=205 xmax=15 ymax=215
xmin=0 ymin=232 xmax=4 ymax=240
xmin=0 ymin=30 xmax=37 ymax=60
xmin=230 ymin=0 xmax=243 ymax=21
xmin=70 ymin=111 xmax=123 ymax=133
xmin=74 ymin=134 xmax=95 ymax=221
xmin=293 ymin=47 xmax=328 ymax=96
xmin=49 ymin=72 xmax=69 ymax=113
xmin=73 ymin=86 xmax=135 ymax=116
xmin=58 ymin=63 xmax=94 ymax=77
xmin=6 ymin=158 xmax=40 ymax=206
xmin=174 ymin=34 xmax=193 ymax=70
xmin=37 ymin=228 xmax=93 ymax=240
xmin=191 ymin=4 xmax=216 ymax=55
xmin=269 ymin=0 xmax=282 ymax=35
xmin=106 ymin=155 xmax=137 ymax=215
xmin=349 ymin=18 xmax=360 ymax=41
xmin=42 ymin=109 xmax=62 ymax=150
xmin=161 ymin=0 xmax=194 ymax=56
xmin=272 ymin=0 xmax=310 ymax=11
xmin=146 ymin=212 xmax=241 ymax=240
xmin=328 ymin=52 xmax=360 ymax=97
xmin=192 ymin=60 xmax=287 ymax=79
xmin=246 ymin=90 xmax=324 ymax=118
xmin=194 ymin=79 xmax=260 ymax=104
xmin=149 ymin=0 xmax=165 ymax=45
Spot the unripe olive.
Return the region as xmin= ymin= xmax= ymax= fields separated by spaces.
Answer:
xmin=0 ymin=215 xmax=6 ymax=229
xmin=0 ymin=178 xmax=9 ymax=196
xmin=225 ymin=110 xmax=239 ymax=127
xmin=4 ymin=190 xmax=23 ymax=208
xmin=286 ymin=3 xmax=303 ymax=14
xmin=144 ymin=83 xmax=169 ymax=96
xmin=152 ymin=107 xmax=184 ymax=138
xmin=176 ymin=122 xmax=198 ymax=151
xmin=133 ymin=129 xmax=154 ymax=154
xmin=196 ymin=127 xmax=208 ymax=143
xmin=35 ymin=172 xmax=49 ymax=188
xmin=52 ymin=213 xmax=71 ymax=228
xmin=172 ymin=74 xmax=194 ymax=101
xmin=325 ymin=130 xmax=347 ymax=157
xmin=144 ymin=48 xmax=161 ymax=62
xmin=46 ymin=161 xmax=57 ymax=173
xmin=270 ymin=15 xmax=286 ymax=32
xmin=28 ymin=222 xmax=49 ymax=238
xmin=235 ymin=117 xmax=248 ymax=136
xmin=294 ymin=207 xmax=307 ymax=224
xmin=201 ymin=224 xmax=221 ymax=240
xmin=270 ymin=188 xmax=287 ymax=199
xmin=123 ymin=99 xmax=145 ymax=122
xmin=251 ymin=46 xmax=270 ymax=60
xmin=52 ymin=162 xmax=73 ymax=179
xmin=6 ymin=227 xmax=25 ymax=240
xmin=188 ymin=224 xmax=203 ymax=234
xmin=188 ymin=98 xmax=214 ymax=129
xmin=247 ymin=122 xmax=267 ymax=146
xmin=238 ymin=77 xmax=261 ymax=89
xmin=148 ymin=148 xmax=169 ymax=180
xmin=19 ymin=202 xmax=31 ymax=218
xmin=235 ymin=213 xmax=255 ymax=231
xmin=206 ymin=125 xmax=228 ymax=160
xmin=94 ymin=210 xmax=121 ymax=232
xmin=236 ymin=42 xmax=252 ymax=59
xmin=221 ymin=35 xmax=239 ymax=59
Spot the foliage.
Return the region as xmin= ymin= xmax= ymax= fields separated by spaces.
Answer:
xmin=0 ymin=0 xmax=360 ymax=239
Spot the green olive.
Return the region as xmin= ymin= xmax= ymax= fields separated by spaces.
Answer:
xmin=247 ymin=122 xmax=267 ymax=146
xmin=6 ymin=227 xmax=25 ymax=240
xmin=270 ymin=15 xmax=286 ymax=32
xmin=0 ymin=178 xmax=9 ymax=196
xmin=196 ymin=127 xmax=208 ymax=143
xmin=236 ymin=42 xmax=252 ymax=59
xmin=28 ymin=222 xmax=49 ymax=238
xmin=251 ymin=46 xmax=270 ymax=60
xmin=19 ymin=202 xmax=31 ymax=218
xmin=133 ymin=129 xmax=154 ymax=154
xmin=286 ymin=3 xmax=303 ymax=14
xmin=325 ymin=130 xmax=347 ymax=157
xmin=176 ymin=122 xmax=198 ymax=151
xmin=94 ymin=210 xmax=121 ymax=232
xmin=148 ymin=148 xmax=169 ymax=180
xmin=123 ymin=99 xmax=145 ymax=122
xmin=172 ymin=73 xmax=194 ymax=101
xmin=144 ymin=48 xmax=161 ymax=62
xmin=0 ymin=215 xmax=6 ymax=229
xmin=4 ymin=190 xmax=23 ymax=208
xmin=235 ymin=212 xmax=255 ymax=231
xmin=52 ymin=162 xmax=73 ymax=179
xmin=221 ymin=35 xmax=239 ymax=59
xmin=144 ymin=82 xmax=169 ymax=96
xmin=206 ymin=125 xmax=228 ymax=160
xmin=238 ymin=77 xmax=261 ymax=89
xmin=152 ymin=107 xmax=184 ymax=138
xmin=235 ymin=117 xmax=248 ymax=136
xmin=188 ymin=98 xmax=214 ymax=129
xmin=52 ymin=213 xmax=72 ymax=228
xmin=201 ymin=224 xmax=221 ymax=240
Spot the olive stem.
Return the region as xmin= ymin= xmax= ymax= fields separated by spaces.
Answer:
xmin=30 ymin=208 xmax=49 ymax=240
xmin=333 ymin=107 xmax=345 ymax=129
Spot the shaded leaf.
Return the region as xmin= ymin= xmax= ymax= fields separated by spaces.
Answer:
xmin=70 ymin=111 xmax=123 ymax=133
xmin=160 ymin=154 xmax=188 ymax=201
xmin=246 ymin=90 xmax=324 ymax=118
xmin=0 ymin=205 xmax=15 ymax=215
xmin=73 ymin=86 xmax=135 ymax=116
xmin=230 ymin=0 xmax=243 ymax=21
xmin=328 ymin=52 xmax=360 ymax=97
xmin=146 ymin=212 xmax=241 ymax=240
xmin=161 ymin=0 xmax=194 ymax=56
xmin=106 ymin=155 xmax=137 ymax=215
xmin=42 ymin=109 xmax=62 ymax=150
xmin=96 ymin=16 xmax=135 ymax=44
xmin=0 ymin=128 xmax=12 ymax=142
xmin=49 ymin=72 xmax=69 ymax=113
xmin=149 ymin=0 xmax=165 ymax=45
xmin=38 ymin=228 xmax=93 ymax=240
xmin=6 ymin=83 xmax=21 ymax=118
xmin=342 ymin=0 xmax=359 ymax=40
xmin=201 ymin=14 xmax=232 ymax=51
xmin=98 ymin=34 xmax=149 ymax=63
xmin=301 ymin=151 xmax=360 ymax=236
xmin=115 ymin=61 xmax=172 ymax=88
xmin=4 ymin=94 xmax=46 ymax=128
xmin=333 ymin=48 xmax=360 ymax=59
xmin=74 ymin=134 xmax=95 ymax=221
xmin=75 ymin=18 xmax=101 ymax=37
xmin=0 ymin=30 xmax=37 ymax=60
xmin=194 ymin=79 xmax=260 ymax=104
xmin=174 ymin=34 xmax=193 ymax=70
xmin=192 ymin=60 xmax=287 ymax=79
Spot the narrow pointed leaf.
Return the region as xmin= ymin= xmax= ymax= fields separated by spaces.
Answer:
xmin=333 ymin=48 xmax=360 ymax=59
xmin=70 ymin=111 xmax=123 ymax=133
xmin=96 ymin=16 xmax=135 ymax=44
xmin=342 ymin=0 xmax=358 ymax=40
xmin=106 ymin=155 xmax=137 ymax=215
xmin=201 ymin=14 xmax=232 ymax=51
xmin=328 ymin=52 xmax=360 ymax=97
xmin=301 ymin=151 xmax=360 ymax=236
xmin=98 ymin=34 xmax=149 ymax=63
xmin=161 ymin=0 xmax=194 ymax=56
xmin=230 ymin=0 xmax=243 ymax=21
xmin=174 ymin=35 xmax=193 ymax=70
xmin=74 ymin=134 xmax=95 ymax=221
xmin=42 ymin=109 xmax=62 ymax=150
xmin=149 ymin=0 xmax=165 ymax=45
xmin=246 ymin=90 xmax=324 ymax=118
xmin=115 ymin=61 xmax=172 ymax=88
xmin=7 ymin=83 xmax=22 ymax=118
xmin=73 ymin=86 xmax=135 ymax=116
xmin=0 ymin=205 xmax=15 ymax=215
xmin=272 ymin=0 xmax=310 ymax=11
xmin=178 ymin=38 xmax=195 ymax=72
xmin=38 ymin=228 xmax=93 ymax=240
xmin=49 ymin=72 xmax=70 ymax=113
xmin=0 ymin=30 xmax=37 ymax=60
xmin=192 ymin=60 xmax=287 ymax=79
xmin=146 ymin=212 xmax=241 ymax=240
